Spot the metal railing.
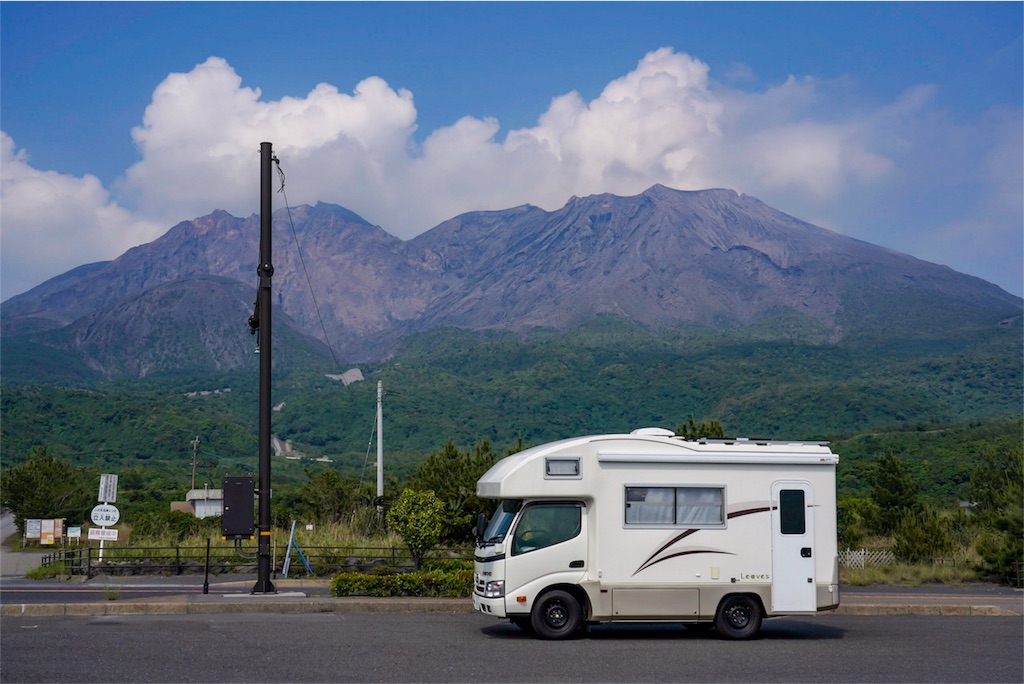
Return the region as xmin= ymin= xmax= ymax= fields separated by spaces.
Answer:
xmin=39 ymin=544 xmax=472 ymax=579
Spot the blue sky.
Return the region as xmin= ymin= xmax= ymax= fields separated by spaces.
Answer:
xmin=2 ymin=2 xmax=1022 ymax=298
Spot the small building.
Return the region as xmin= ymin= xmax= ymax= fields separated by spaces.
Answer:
xmin=170 ymin=489 xmax=224 ymax=519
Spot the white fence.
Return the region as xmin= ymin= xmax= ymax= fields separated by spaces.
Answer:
xmin=839 ymin=548 xmax=895 ymax=569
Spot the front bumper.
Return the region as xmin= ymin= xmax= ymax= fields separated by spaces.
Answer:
xmin=473 ymin=593 xmax=507 ymax=618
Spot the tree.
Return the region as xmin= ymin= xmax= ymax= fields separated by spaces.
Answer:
xmin=0 ymin=448 xmax=94 ymax=531
xmin=836 ymin=496 xmax=877 ymax=549
xmin=865 ymin=453 xmax=923 ymax=534
xmin=891 ymin=506 xmax=953 ymax=563
xmin=386 ymin=488 xmax=445 ymax=569
xmin=968 ymin=444 xmax=1023 ymax=583
xmin=407 ymin=439 xmax=500 ymax=543
xmin=296 ymin=469 xmax=356 ymax=524
xmin=675 ymin=417 xmax=726 ymax=439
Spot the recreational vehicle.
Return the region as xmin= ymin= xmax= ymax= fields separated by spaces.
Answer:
xmin=472 ymin=428 xmax=840 ymax=639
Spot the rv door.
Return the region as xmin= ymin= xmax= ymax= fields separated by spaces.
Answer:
xmin=770 ymin=481 xmax=816 ymax=612
xmin=504 ymin=502 xmax=586 ymax=602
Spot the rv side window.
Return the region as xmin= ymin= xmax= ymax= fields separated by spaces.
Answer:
xmin=779 ymin=489 xmax=806 ymax=535
xmin=625 ymin=486 xmax=725 ymax=527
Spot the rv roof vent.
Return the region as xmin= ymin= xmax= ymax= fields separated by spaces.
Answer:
xmin=630 ymin=427 xmax=676 ymax=437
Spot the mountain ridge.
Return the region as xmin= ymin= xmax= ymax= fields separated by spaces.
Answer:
xmin=2 ymin=185 xmax=1020 ymax=379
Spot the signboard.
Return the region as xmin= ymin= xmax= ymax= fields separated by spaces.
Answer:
xmin=88 ymin=528 xmax=118 ymax=541
xmin=68 ymin=527 xmax=82 ymax=539
xmin=98 ymin=473 xmax=118 ymax=503
xmin=40 ymin=519 xmax=55 ymax=545
xmin=25 ymin=519 xmax=41 ymax=540
xmin=91 ymin=504 xmax=120 ymax=527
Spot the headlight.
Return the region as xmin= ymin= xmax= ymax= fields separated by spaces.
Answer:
xmin=483 ymin=580 xmax=505 ymax=598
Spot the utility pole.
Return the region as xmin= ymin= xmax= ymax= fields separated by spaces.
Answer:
xmin=190 ymin=436 xmax=200 ymax=491
xmin=376 ymin=381 xmax=384 ymax=501
xmin=248 ymin=141 xmax=276 ymax=594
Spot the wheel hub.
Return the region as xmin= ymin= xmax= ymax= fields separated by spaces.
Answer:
xmin=546 ymin=604 xmax=567 ymax=627
xmin=727 ymin=605 xmax=750 ymax=628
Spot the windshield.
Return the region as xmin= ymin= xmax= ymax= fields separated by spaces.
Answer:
xmin=481 ymin=499 xmax=522 ymax=543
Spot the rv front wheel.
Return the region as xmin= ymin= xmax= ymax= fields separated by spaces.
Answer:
xmin=714 ymin=595 xmax=762 ymax=640
xmin=531 ymin=590 xmax=581 ymax=639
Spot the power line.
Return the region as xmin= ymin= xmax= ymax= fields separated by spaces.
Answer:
xmin=273 ymin=158 xmax=343 ymax=371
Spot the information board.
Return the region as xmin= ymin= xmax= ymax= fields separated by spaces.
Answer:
xmin=98 ymin=473 xmax=118 ymax=503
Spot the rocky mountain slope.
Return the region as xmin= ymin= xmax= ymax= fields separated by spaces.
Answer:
xmin=2 ymin=185 xmax=1020 ymax=378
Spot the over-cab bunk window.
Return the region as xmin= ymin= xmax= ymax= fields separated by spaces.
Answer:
xmin=545 ymin=457 xmax=581 ymax=478
xmin=624 ymin=486 xmax=725 ymax=527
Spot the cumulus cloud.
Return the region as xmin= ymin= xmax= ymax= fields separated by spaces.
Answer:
xmin=117 ymin=56 xmax=418 ymax=226
xmin=1 ymin=47 xmax=1021 ymax=298
xmin=0 ymin=133 xmax=163 ymax=299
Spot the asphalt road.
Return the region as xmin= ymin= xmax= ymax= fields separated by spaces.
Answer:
xmin=0 ymin=513 xmax=46 ymax=578
xmin=2 ymin=612 xmax=1021 ymax=683
xmin=0 ymin=574 xmax=296 ymax=604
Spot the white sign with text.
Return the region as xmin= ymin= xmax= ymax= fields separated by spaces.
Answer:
xmin=88 ymin=528 xmax=118 ymax=541
xmin=91 ymin=504 xmax=120 ymax=527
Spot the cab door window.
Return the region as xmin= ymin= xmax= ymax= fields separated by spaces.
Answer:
xmin=511 ymin=503 xmax=581 ymax=555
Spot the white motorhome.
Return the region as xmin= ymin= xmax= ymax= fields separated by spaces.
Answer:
xmin=472 ymin=428 xmax=840 ymax=639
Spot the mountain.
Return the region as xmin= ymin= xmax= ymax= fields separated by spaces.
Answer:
xmin=2 ymin=185 xmax=1020 ymax=379
xmin=2 ymin=276 xmax=334 ymax=379
xmin=411 ymin=186 xmax=1020 ymax=338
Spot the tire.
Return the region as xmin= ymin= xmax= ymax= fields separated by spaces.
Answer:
xmin=714 ymin=595 xmax=762 ymax=640
xmin=531 ymin=590 xmax=582 ymax=640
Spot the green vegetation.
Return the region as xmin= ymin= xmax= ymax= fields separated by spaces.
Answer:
xmin=25 ymin=560 xmax=73 ymax=580
xmin=3 ymin=317 xmax=1021 ymax=584
xmin=0 ymin=448 xmax=95 ymax=530
xmin=841 ymin=562 xmax=980 ymax=587
xmin=406 ymin=438 xmax=511 ymax=543
xmin=330 ymin=563 xmax=473 ymax=598
xmin=386 ymin=489 xmax=445 ymax=569
xmin=968 ymin=443 xmax=1024 ymax=583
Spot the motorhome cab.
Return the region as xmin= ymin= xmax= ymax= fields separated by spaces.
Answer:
xmin=472 ymin=428 xmax=840 ymax=639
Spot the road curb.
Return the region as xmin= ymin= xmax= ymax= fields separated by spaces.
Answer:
xmin=3 ymin=600 xmax=1017 ymax=618
xmin=835 ymin=604 xmax=1018 ymax=617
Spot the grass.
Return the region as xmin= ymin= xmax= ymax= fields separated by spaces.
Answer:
xmin=32 ymin=518 xmax=432 ymax=577
xmin=24 ymin=561 xmax=72 ymax=580
xmin=841 ymin=562 xmax=982 ymax=586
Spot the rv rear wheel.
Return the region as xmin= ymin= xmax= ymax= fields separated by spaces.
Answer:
xmin=531 ymin=590 xmax=581 ymax=640
xmin=714 ymin=595 xmax=762 ymax=640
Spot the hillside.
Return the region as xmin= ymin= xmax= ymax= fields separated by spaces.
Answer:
xmin=2 ymin=320 xmax=1020 ymax=503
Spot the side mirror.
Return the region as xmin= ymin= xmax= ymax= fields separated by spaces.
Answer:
xmin=474 ymin=512 xmax=487 ymax=541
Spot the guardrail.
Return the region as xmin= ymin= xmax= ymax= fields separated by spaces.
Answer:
xmin=40 ymin=544 xmax=473 ymax=579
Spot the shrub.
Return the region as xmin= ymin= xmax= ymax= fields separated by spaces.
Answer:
xmin=892 ymin=507 xmax=953 ymax=563
xmin=330 ymin=567 xmax=473 ymax=598
xmin=386 ymin=489 xmax=445 ymax=569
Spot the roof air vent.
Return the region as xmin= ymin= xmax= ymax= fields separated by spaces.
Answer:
xmin=630 ymin=427 xmax=676 ymax=437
